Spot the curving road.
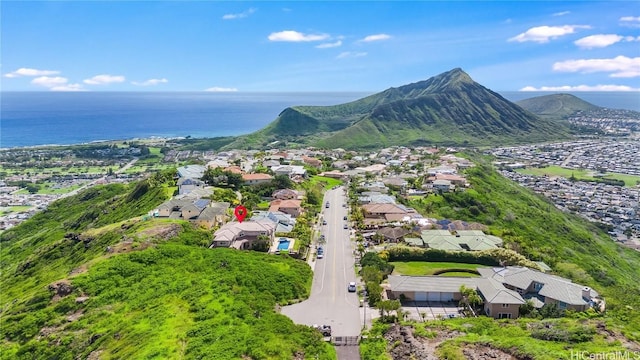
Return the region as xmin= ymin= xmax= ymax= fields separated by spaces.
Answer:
xmin=281 ymin=186 xmax=362 ymax=337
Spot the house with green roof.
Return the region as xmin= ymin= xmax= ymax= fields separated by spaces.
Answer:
xmin=410 ymin=229 xmax=503 ymax=251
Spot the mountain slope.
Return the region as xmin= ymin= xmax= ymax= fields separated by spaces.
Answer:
xmin=224 ymin=68 xmax=569 ymax=149
xmin=516 ymin=93 xmax=601 ymax=120
xmin=0 ymin=179 xmax=332 ymax=359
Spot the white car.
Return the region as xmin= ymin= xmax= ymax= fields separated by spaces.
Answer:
xmin=348 ymin=281 xmax=357 ymax=292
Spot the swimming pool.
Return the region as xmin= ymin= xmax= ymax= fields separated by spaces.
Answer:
xmin=277 ymin=239 xmax=290 ymax=251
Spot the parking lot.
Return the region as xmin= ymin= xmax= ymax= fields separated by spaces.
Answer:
xmin=401 ymin=301 xmax=464 ymax=321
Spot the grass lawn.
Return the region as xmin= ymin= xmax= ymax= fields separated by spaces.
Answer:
xmin=308 ymin=176 xmax=342 ymax=191
xmin=517 ymin=166 xmax=640 ymax=187
xmin=438 ymin=271 xmax=480 ymax=277
xmin=390 ymin=261 xmax=486 ymax=276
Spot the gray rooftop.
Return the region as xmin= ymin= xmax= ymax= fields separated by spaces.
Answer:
xmin=388 ymin=275 xmax=477 ymax=293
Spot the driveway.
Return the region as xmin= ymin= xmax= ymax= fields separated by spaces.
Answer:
xmin=401 ymin=301 xmax=464 ymax=321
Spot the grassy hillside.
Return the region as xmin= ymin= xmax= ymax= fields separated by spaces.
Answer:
xmin=0 ymin=177 xmax=334 ymax=359
xmin=516 ymin=93 xmax=600 ymax=120
xmin=404 ymin=155 xmax=640 ymax=340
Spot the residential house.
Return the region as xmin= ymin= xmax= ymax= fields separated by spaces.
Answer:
xmin=302 ymin=156 xmax=323 ymax=168
xmin=387 ymin=266 xmax=600 ymax=320
xmin=361 ymin=203 xmax=414 ymax=226
xmin=376 ymin=227 xmax=412 ymax=243
xmin=271 ymin=165 xmax=307 ymax=179
xmin=272 ymin=188 xmax=300 ymax=200
xmin=211 ymin=220 xmax=276 ymax=249
xmin=251 ymin=210 xmax=296 ymax=233
xmin=194 ymin=202 xmax=230 ymax=229
xmin=155 ymin=199 xmax=228 ymax=229
xmin=242 ymin=173 xmax=274 ymax=185
xmin=477 ymin=266 xmax=602 ymax=312
xmin=475 ymin=278 xmax=525 ymax=319
xmin=177 ymin=178 xmax=205 ymax=195
xmin=177 ymin=164 xmax=206 ymax=179
xmin=269 ymin=199 xmax=303 ymax=217
xmin=417 ymin=229 xmax=503 ymax=251
xmin=432 ymin=179 xmax=453 ymax=193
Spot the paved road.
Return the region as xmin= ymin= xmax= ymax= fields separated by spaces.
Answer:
xmin=281 ymin=186 xmax=362 ymax=337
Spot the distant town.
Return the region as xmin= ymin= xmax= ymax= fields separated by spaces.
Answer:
xmin=2 ymin=134 xmax=638 ymax=253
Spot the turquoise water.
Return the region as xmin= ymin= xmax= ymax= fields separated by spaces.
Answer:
xmin=277 ymin=239 xmax=290 ymax=251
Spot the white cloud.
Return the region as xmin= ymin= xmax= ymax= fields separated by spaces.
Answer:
xmin=51 ymin=84 xmax=86 ymax=92
xmin=360 ymin=34 xmax=392 ymax=42
xmin=83 ymin=74 xmax=126 ymax=85
xmin=4 ymin=67 xmax=60 ymax=78
xmin=222 ymin=8 xmax=256 ymax=20
xmin=131 ymin=78 xmax=169 ymax=86
xmin=552 ymin=11 xmax=570 ymax=17
xmin=204 ymin=87 xmax=238 ymax=92
xmin=316 ymin=40 xmax=342 ymax=49
xmin=620 ymin=16 xmax=640 ymax=27
xmin=29 ymin=76 xmax=86 ymax=91
xmin=520 ymin=84 xmax=640 ymax=91
xmin=553 ymin=56 xmax=640 ymax=78
xmin=574 ymin=34 xmax=623 ymax=49
xmin=508 ymin=25 xmax=590 ymax=43
xmin=268 ymin=30 xmax=329 ymax=42
xmin=31 ymin=76 xmax=68 ymax=87
xmin=336 ymin=51 xmax=367 ymax=59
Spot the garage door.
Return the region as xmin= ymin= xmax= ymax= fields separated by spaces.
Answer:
xmin=415 ymin=292 xmax=427 ymax=301
xmin=427 ymin=292 xmax=440 ymax=301
xmin=440 ymin=292 xmax=454 ymax=302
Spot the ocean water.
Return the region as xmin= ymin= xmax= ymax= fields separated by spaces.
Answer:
xmin=1 ymin=91 xmax=638 ymax=149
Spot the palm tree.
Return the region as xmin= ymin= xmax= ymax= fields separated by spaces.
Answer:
xmin=459 ymin=285 xmax=483 ymax=316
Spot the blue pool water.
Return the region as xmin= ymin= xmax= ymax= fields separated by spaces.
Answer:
xmin=277 ymin=239 xmax=290 ymax=251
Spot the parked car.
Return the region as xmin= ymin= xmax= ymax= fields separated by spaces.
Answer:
xmin=322 ymin=220 xmax=327 ymax=225
xmin=317 ymin=247 xmax=324 ymax=259
xmin=348 ymin=281 xmax=357 ymax=292
xmin=312 ymin=324 xmax=332 ymax=336
xmin=343 ymin=216 xmax=347 ymax=220
xmin=325 ymin=202 xmax=330 ymax=208
xmin=343 ymin=224 xmax=348 ymax=229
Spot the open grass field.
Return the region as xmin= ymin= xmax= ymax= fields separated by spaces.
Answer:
xmin=308 ymin=176 xmax=342 ymax=191
xmin=390 ymin=261 xmax=486 ymax=276
xmin=517 ymin=165 xmax=640 ymax=187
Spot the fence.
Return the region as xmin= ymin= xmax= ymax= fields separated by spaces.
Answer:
xmin=331 ymin=336 xmax=360 ymax=346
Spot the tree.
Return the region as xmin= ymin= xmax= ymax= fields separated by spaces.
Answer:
xmin=273 ymin=174 xmax=293 ymax=189
xmin=459 ymin=285 xmax=483 ymax=315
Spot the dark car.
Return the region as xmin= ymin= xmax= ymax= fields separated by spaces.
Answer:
xmin=322 ymin=220 xmax=327 ymax=225
xmin=343 ymin=216 xmax=347 ymax=220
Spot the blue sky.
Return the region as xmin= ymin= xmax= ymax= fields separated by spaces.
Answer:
xmin=2 ymin=1 xmax=639 ymax=92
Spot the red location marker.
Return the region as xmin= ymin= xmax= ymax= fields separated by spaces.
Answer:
xmin=234 ymin=205 xmax=248 ymax=223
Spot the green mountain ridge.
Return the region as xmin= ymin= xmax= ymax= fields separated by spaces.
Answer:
xmin=224 ymin=68 xmax=570 ymax=150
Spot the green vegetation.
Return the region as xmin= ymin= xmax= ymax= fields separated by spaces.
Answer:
xmin=308 ymin=176 xmax=342 ymax=191
xmin=0 ymin=172 xmax=334 ymax=359
xmin=390 ymin=261 xmax=485 ymax=276
xmin=517 ymin=165 xmax=640 ymax=187
xmin=427 ymin=317 xmax=628 ymax=360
